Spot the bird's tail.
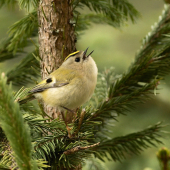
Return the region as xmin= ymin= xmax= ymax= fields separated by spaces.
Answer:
xmin=18 ymin=94 xmax=35 ymax=105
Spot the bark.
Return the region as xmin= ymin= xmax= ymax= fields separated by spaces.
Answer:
xmin=38 ymin=0 xmax=79 ymax=169
xmin=38 ymin=0 xmax=76 ymax=78
xmin=38 ymin=0 xmax=76 ymax=117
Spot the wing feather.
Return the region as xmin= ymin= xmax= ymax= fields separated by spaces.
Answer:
xmin=29 ymin=78 xmax=69 ymax=93
xmin=29 ymin=67 xmax=76 ymax=93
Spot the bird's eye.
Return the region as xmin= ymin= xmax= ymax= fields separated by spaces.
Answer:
xmin=46 ymin=78 xmax=52 ymax=83
xmin=75 ymin=57 xmax=80 ymax=62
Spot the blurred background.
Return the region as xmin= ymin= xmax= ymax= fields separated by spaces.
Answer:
xmin=0 ymin=0 xmax=170 ymax=169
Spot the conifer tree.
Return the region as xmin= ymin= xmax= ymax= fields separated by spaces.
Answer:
xmin=0 ymin=0 xmax=170 ymax=170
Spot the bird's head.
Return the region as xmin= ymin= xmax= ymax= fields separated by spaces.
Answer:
xmin=61 ymin=47 xmax=97 ymax=74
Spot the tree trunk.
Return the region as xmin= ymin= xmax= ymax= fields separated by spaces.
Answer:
xmin=38 ymin=0 xmax=79 ymax=169
xmin=38 ymin=0 xmax=76 ymax=79
xmin=38 ymin=0 xmax=76 ymax=117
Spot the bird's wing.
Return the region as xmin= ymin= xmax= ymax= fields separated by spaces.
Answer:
xmin=29 ymin=77 xmax=69 ymax=93
xmin=29 ymin=67 xmax=77 ymax=93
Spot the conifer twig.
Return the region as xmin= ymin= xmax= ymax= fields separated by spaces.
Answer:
xmin=63 ymin=142 xmax=100 ymax=155
xmin=76 ymin=108 xmax=86 ymax=134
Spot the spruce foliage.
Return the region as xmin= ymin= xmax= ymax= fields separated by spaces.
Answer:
xmin=7 ymin=10 xmax=38 ymax=53
xmin=0 ymin=1 xmax=170 ymax=169
xmin=0 ymin=75 xmax=38 ymax=170
xmin=7 ymin=49 xmax=40 ymax=86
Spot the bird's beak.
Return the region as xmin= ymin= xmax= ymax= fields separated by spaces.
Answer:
xmin=83 ymin=47 xmax=94 ymax=60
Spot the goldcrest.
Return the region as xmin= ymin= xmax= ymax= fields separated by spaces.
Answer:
xmin=19 ymin=48 xmax=98 ymax=112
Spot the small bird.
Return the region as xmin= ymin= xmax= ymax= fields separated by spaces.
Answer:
xmin=19 ymin=48 xmax=98 ymax=112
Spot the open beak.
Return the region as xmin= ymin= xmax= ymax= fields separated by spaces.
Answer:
xmin=83 ymin=47 xmax=94 ymax=60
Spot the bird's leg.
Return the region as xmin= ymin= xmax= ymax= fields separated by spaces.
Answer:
xmin=61 ymin=106 xmax=78 ymax=122
xmin=61 ymin=110 xmax=72 ymax=138
xmin=61 ymin=106 xmax=74 ymax=113
xmin=72 ymin=107 xmax=80 ymax=123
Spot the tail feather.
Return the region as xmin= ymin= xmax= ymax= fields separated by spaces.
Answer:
xmin=18 ymin=94 xmax=35 ymax=105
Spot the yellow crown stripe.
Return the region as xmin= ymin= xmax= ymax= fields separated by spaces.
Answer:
xmin=64 ymin=51 xmax=79 ymax=61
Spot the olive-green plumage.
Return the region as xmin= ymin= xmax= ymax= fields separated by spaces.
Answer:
xmin=19 ymin=48 xmax=98 ymax=111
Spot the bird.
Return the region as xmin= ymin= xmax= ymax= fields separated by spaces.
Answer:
xmin=19 ymin=48 xmax=98 ymax=113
